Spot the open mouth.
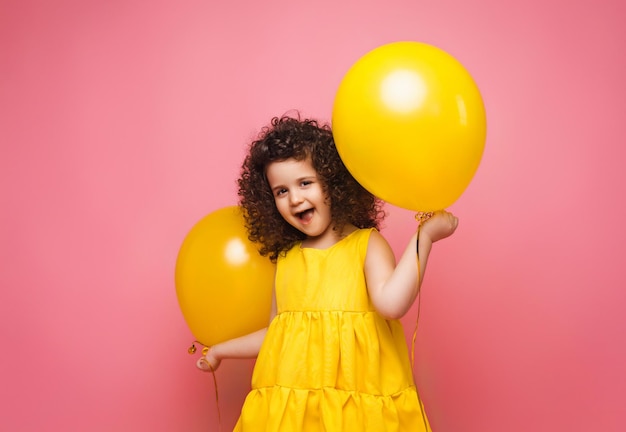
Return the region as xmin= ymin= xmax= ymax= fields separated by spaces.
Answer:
xmin=297 ymin=209 xmax=314 ymax=223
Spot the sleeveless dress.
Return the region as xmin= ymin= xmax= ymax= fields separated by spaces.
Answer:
xmin=234 ymin=228 xmax=430 ymax=431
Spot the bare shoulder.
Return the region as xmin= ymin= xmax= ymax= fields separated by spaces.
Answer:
xmin=363 ymin=229 xmax=396 ymax=308
xmin=364 ymin=229 xmax=396 ymax=271
xmin=366 ymin=229 xmax=390 ymax=250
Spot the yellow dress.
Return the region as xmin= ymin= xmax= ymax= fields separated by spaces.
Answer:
xmin=234 ymin=229 xmax=430 ymax=431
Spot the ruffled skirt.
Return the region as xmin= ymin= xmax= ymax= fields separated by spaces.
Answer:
xmin=233 ymin=311 xmax=430 ymax=431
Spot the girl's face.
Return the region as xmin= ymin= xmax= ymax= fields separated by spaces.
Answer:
xmin=266 ymin=157 xmax=334 ymax=245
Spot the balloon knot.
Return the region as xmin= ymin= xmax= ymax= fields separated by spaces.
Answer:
xmin=415 ymin=211 xmax=434 ymax=226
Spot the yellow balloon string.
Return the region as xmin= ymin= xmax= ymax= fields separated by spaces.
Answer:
xmin=410 ymin=246 xmax=422 ymax=370
xmin=189 ymin=342 xmax=222 ymax=432
xmin=410 ymin=211 xmax=432 ymax=368
xmin=411 ymin=212 xmax=433 ymax=432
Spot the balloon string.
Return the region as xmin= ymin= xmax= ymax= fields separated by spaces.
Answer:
xmin=412 ymin=212 xmax=433 ymax=432
xmin=411 ymin=248 xmax=421 ymax=369
xmin=411 ymin=211 xmax=432 ymax=368
xmin=189 ymin=342 xmax=222 ymax=432
xmin=206 ymin=361 xmax=222 ymax=432
xmin=412 ymin=230 xmax=429 ymax=432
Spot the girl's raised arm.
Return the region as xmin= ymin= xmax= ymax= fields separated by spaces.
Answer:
xmin=364 ymin=210 xmax=458 ymax=320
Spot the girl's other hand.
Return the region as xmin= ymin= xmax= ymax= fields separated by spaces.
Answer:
xmin=196 ymin=347 xmax=221 ymax=372
xmin=420 ymin=210 xmax=459 ymax=243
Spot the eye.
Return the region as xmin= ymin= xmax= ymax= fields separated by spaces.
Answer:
xmin=275 ymin=188 xmax=287 ymax=197
xmin=301 ymin=180 xmax=313 ymax=187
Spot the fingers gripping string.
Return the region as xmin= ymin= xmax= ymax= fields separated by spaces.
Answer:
xmin=188 ymin=341 xmax=222 ymax=432
xmin=414 ymin=212 xmax=434 ymax=260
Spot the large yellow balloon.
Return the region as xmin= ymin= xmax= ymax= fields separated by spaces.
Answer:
xmin=175 ymin=206 xmax=275 ymax=347
xmin=332 ymin=41 xmax=487 ymax=211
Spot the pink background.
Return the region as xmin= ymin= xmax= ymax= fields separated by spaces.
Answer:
xmin=2 ymin=0 xmax=625 ymax=431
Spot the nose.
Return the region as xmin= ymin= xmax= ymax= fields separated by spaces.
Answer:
xmin=289 ymin=190 xmax=304 ymax=206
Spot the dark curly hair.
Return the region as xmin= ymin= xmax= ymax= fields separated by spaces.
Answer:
xmin=238 ymin=114 xmax=385 ymax=261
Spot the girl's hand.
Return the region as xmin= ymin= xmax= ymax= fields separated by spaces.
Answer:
xmin=419 ymin=210 xmax=459 ymax=243
xmin=196 ymin=347 xmax=221 ymax=372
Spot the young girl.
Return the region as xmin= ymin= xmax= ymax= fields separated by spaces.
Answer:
xmin=197 ymin=115 xmax=458 ymax=431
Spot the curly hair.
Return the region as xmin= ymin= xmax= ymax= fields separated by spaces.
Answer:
xmin=238 ymin=114 xmax=385 ymax=261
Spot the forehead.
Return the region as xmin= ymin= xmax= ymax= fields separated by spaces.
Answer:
xmin=266 ymin=157 xmax=316 ymax=185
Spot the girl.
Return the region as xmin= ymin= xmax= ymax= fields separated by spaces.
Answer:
xmin=197 ymin=115 xmax=458 ymax=431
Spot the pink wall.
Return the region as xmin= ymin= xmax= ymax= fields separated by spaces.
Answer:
xmin=2 ymin=0 xmax=625 ymax=430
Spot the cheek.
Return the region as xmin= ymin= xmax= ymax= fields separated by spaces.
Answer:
xmin=317 ymin=188 xmax=330 ymax=206
xmin=274 ymin=199 xmax=290 ymax=218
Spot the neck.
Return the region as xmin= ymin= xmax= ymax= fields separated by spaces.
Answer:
xmin=301 ymin=223 xmax=358 ymax=249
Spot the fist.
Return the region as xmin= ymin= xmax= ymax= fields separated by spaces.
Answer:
xmin=420 ymin=210 xmax=458 ymax=243
xmin=196 ymin=347 xmax=221 ymax=372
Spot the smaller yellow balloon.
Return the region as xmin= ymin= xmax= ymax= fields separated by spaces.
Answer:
xmin=175 ymin=206 xmax=275 ymax=347
xmin=332 ymin=41 xmax=487 ymax=211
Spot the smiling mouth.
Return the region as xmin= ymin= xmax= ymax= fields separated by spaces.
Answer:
xmin=297 ymin=209 xmax=314 ymax=223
